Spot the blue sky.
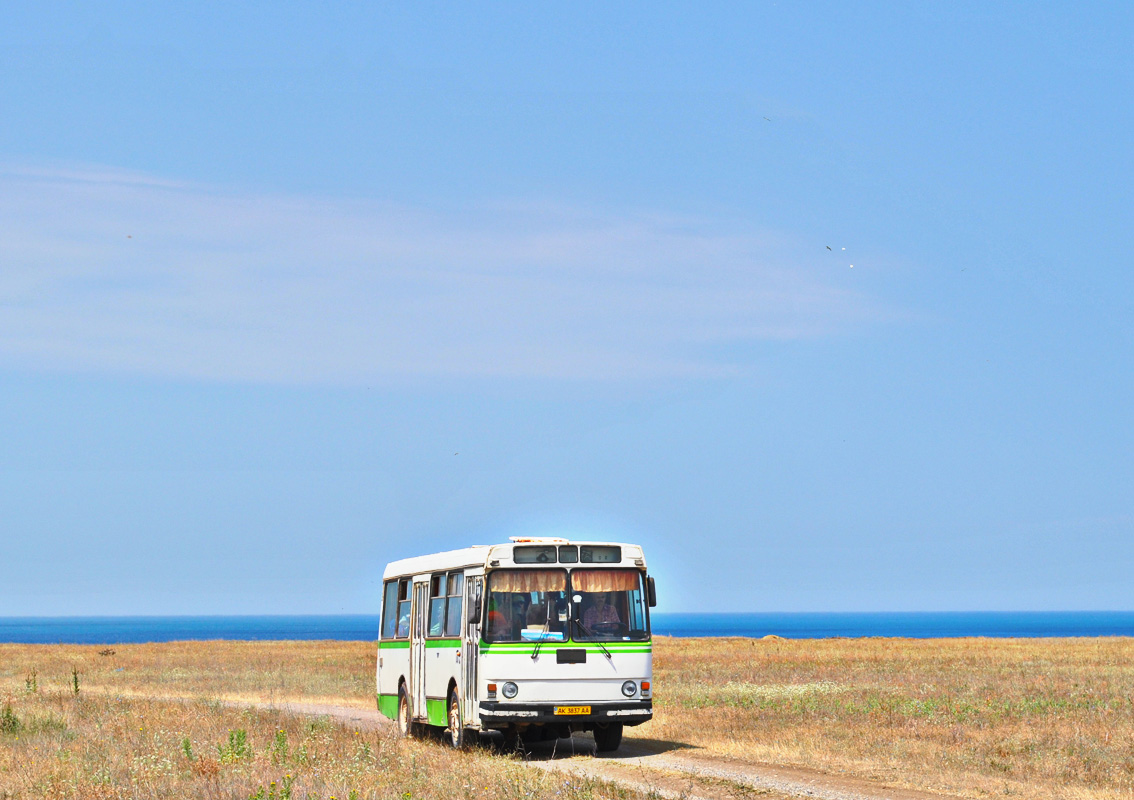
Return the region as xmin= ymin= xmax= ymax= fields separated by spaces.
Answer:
xmin=1 ymin=2 xmax=1131 ymax=615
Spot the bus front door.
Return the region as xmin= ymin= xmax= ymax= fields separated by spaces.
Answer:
xmin=464 ymin=575 xmax=482 ymax=723
xmin=411 ymin=580 xmax=428 ymax=720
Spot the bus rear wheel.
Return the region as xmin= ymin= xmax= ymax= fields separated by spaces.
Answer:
xmin=446 ymin=689 xmax=469 ymax=748
xmin=593 ymin=722 xmax=623 ymax=752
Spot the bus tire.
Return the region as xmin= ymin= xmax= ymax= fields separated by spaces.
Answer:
xmin=446 ymin=689 xmax=468 ymax=748
xmin=593 ymin=722 xmax=623 ymax=752
xmin=397 ymin=685 xmax=415 ymax=738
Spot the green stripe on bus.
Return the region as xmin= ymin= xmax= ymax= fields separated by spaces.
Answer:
xmin=478 ymin=640 xmax=651 ymax=649
xmin=480 ymin=645 xmax=653 ymax=649
xmin=377 ymin=694 xmax=398 ymax=720
xmin=479 ymin=646 xmax=653 ymax=651
xmin=382 ymin=639 xmax=649 ymax=653
xmin=425 ymin=638 xmax=461 ymax=649
xmin=426 ymin=697 xmax=448 ymax=727
xmin=478 ymin=641 xmax=651 ymax=647
xmin=481 ymin=647 xmax=652 ymax=655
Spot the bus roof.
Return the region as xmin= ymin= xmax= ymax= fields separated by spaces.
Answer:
xmin=381 ymin=545 xmax=492 ymax=580
xmin=381 ymin=540 xmax=646 ymax=579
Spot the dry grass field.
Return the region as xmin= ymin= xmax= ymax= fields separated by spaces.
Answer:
xmin=2 ymin=636 xmax=1132 ymax=799
xmin=0 ymin=643 xmax=642 ymax=800
xmin=650 ymin=636 xmax=1134 ymax=799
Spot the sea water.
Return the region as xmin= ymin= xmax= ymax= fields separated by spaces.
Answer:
xmin=2 ymin=611 xmax=1134 ymax=644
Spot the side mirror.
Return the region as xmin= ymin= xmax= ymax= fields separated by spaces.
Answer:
xmin=467 ymin=597 xmax=482 ymax=624
xmin=647 ymin=576 xmax=657 ymax=608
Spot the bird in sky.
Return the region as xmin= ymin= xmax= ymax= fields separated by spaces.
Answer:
xmin=826 ymin=245 xmax=832 ymax=251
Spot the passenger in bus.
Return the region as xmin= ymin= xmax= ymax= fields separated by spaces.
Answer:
xmin=397 ymin=609 xmax=410 ymax=638
xmin=583 ymin=591 xmax=621 ymax=628
xmin=485 ymin=594 xmax=530 ymax=641
xmin=486 ymin=598 xmax=506 ymax=637
xmin=509 ymin=594 xmax=530 ymax=638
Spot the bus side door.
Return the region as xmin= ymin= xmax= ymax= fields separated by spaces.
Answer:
xmin=411 ymin=579 xmax=429 ymax=720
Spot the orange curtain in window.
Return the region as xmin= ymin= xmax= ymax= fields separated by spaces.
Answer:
xmin=572 ymin=569 xmax=639 ymax=592
xmin=489 ymin=569 xmax=567 ymax=593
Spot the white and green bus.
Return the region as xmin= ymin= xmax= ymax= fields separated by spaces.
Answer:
xmin=376 ymin=537 xmax=656 ymax=751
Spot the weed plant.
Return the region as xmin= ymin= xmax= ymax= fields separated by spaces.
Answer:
xmin=0 ymin=702 xmax=19 ymax=735
xmin=219 ymin=728 xmax=254 ymax=763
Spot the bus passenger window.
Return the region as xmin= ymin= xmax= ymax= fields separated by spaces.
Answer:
xmin=381 ymin=580 xmax=400 ymax=639
xmin=445 ymin=572 xmax=464 ymax=637
xmin=428 ymin=574 xmax=447 ymax=637
xmin=396 ymin=579 xmax=411 ymax=638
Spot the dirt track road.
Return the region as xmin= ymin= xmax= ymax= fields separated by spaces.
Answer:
xmin=240 ymin=699 xmax=966 ymax=800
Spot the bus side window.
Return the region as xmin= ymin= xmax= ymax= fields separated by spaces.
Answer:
xmin=428 ymin=574 xmax=447 ymax=637
xmin=396 ymin=579 xmax=411 ymax=638
xmin=445 ymin=572 xmax=464 ymax=636
xmin=381 ymin=580 xmax=399 ymax=639
xmin=627 ymin=586 xmax=646 ymax=631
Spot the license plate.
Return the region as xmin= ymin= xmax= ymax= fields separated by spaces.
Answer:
xmin=554 ymin=705 xmax=591 ymax=715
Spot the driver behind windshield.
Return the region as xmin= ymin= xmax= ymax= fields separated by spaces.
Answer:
xmin=582 ymin=591 xmax=621 ymax=628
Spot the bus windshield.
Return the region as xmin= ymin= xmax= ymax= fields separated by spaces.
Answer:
xmin=484 ymin=568 xmax=649 ymax=643
xmin=485 ymin=569 xmax=569 ymax=643
xmin=571 ymin=569 xmax=650 ymax=642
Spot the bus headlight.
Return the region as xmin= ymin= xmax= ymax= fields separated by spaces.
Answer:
xmin=501 ymin=681 xmax=519 ymax=699
xmin=621 ymin=680 xmax=637 ymax=697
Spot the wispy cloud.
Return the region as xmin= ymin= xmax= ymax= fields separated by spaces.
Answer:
xmin=0 ymin=164 xmax=894 ymax=383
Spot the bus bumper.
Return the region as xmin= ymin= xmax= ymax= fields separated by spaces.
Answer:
xmin=478 ymin=701 xmax=653 ymax=726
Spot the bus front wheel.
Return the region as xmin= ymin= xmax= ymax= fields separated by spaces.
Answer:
xmin=593 ymin=722 xmax=623 ymax=752
xmin=447 ymin=689 xmax=469 ymax=748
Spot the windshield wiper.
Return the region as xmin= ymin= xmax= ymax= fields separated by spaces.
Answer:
xmin=573 ymin=615 xmax=612 ymax=661
xmin=530 ymin=605 xmax=553 ymax=660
